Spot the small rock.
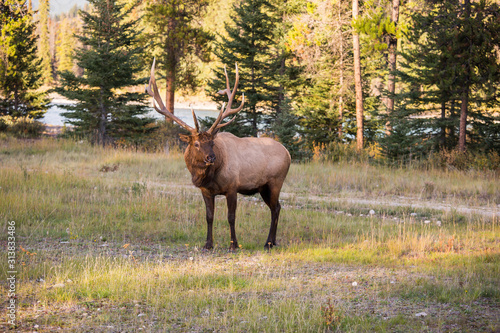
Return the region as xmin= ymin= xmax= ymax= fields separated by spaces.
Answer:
xmin=34 ymin=324 xmax=39 ymax=329
xmin=369 ymin=209 xmax=376 ymax=215
xmin=436 ymin=221 xmax=442 ymax=226
xmin=424 ymin=220 xmax=431 ymax=224
xmin=352 ymin=281 xmax=358 ymax=287
xmin=360 ymin=214 xmax=364 ymax=217
xmin=52 ymin=283 xmax=65 ymax=288
xmin=189 ymin=257 xmax=194 ymax=261
xmin=137 ymin=313 xmax=146 ymax=317
xmin=390 ymin=280 xmax=395 ymax=284
xmin=347 ymin=213 xmax=352 ymax=217
xmin=82 ymin=312 xmax=88 ymax=317
xmin=410 ymin=213 xmax=417 ymax=217
xmin=415 ymin=312 xmax=427 ymax=317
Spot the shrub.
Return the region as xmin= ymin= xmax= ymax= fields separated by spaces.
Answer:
xmin=135 ymin=120 xmax=187 ymax=153
xmin=0 ymin=116 xmax=45 ymax=138
xmin=426 ymin=149 xmax=499 ymax=171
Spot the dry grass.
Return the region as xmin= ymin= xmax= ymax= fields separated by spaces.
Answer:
xmin=0 ymin=137 xmax=498 ymax=332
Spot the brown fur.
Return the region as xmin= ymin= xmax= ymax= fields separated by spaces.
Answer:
xmin=183 ymin=132 xmax=291 ymax=250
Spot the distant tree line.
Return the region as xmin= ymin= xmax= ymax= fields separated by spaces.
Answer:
xmin=1 ymin=0 xmax=499 ymax=165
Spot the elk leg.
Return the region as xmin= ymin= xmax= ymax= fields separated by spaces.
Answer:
xmin=226 ymin=192 xmax=239 ymax=250
xmin=260 ymin=185 xmax=281 ymax=249
xmin=202 ymin=194 xmax=215 ymax=250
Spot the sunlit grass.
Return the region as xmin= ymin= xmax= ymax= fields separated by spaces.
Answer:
xmin=0 ymin=137 xmax=498 ymax=332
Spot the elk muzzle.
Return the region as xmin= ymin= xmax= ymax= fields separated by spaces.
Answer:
xmin=204 ymin=153 xmax=216 ymax=165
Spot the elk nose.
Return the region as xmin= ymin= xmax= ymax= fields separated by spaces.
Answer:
xmin=207 ymin=153 xmax=216 ymax=163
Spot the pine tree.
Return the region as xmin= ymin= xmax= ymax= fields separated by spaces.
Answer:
xmin=385 ymin=0 xmax=399 ymax=134
xmin=383 ymin=0 xmax=500 ymax=157
xmin=268 ymin=0 xmax=304 ymax=116
xmin=208 ymin=0 xmax=279 ymax=137
xmin=287 ymin=0 xmax=356 ymax=148
xmin=352 ymin=0 xmax=364 ymax=150
xmin=144 ymin=0 xmax=212 ymax=119
xmin=56 ymin=0 xmax=155 ymax=147
xmin=56 ymin=15 xmax=75 ymax=73
xmin=272 ymin=95 xmax=307 ymax=160
xmin=38 ymin=0 xmax=52 ymax=85
xmin=0 ymin=0 xmax=49 ymax=119
xmin=350 ymin=0 xmax=404 ymax=144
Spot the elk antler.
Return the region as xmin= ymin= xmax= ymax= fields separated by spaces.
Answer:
xmin=146 ymin=58 xmax=197 ymax=133
xmin=207 ymin=63 xmax=245 ymax=135
xmin=191 ymin=108 xmax=200 ymax=133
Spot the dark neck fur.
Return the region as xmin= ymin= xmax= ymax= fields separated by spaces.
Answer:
xmin=184 ymin=147 xmax=219 ymax=188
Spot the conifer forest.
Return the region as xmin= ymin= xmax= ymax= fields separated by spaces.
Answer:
xmin=0 ymin=1 xmax=499 ymax=332
xmin=1 ymin=0 xmax=499 ymax=162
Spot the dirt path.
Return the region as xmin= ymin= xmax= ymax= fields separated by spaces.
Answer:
xmin=145 ymin=181 xmax=499 ymax=219
xmin=280 ymin=192 xmax=499 ymax=218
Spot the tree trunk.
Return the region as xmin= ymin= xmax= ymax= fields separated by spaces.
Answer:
xmin=14 ymin=86 xmax=19 ymax=114
xmin=449 ymin=99 xmax=456 ymax=146
xmin=251 ymin=65 xmax=257 ymax=136
xmin=440 ymin=100 xmax=446 ymax=147
xmin=164 ymin=15 xmax=177 ymax=122
xmin=338 ymin=0 xmax=344 ymax=140
xmin=165 ymin=65 xmax=175 ymax=122
xmin=352 ymin=0 xmax=364 ymax=150
xmin=458 ymin=0 xmax=471 ymax=152
xmin=276 ymin=49 xmax=285 ymax=116
xmin=458 ymin=90 xmax=468 ymax=152
xmin=99 ymin=111 xmax=106 ymax=148
xmin=385 ymin=0 xmax=400 ymax=135
xmin=99 ymin=87 xmax=107 ymax=148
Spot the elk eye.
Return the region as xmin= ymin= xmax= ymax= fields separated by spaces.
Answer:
xmin=194 ymin=142 xmax=200 ymax=148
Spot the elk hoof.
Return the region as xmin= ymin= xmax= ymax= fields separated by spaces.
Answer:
xmin=229 ymin=242 xmax=239 ymax=251
xmin=203 ymin=243 xmax=213 ymax=250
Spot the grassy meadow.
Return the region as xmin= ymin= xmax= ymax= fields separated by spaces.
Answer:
xmin=0 ymin=137 xmax=499 ymax=332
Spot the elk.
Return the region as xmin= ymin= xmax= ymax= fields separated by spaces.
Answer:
xmin=146 ymin=59 xmax=291 ymax=250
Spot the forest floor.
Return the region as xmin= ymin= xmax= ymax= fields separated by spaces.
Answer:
xmin=0 ymin=137 xmax=498 ymax=332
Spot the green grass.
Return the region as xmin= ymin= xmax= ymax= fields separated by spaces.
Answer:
xmin=0 ymin=137 xmax=499 ymax=332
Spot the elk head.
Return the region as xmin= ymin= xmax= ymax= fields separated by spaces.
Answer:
xmin=146 ymin=58 xmax=245 ymax=166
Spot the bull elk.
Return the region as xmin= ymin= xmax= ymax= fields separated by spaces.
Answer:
xmin=146 ymin=59 xmax=291 ymax=250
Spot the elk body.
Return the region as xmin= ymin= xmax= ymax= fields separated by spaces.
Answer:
xmin=146 ymin=60 xmax=291 ymax=250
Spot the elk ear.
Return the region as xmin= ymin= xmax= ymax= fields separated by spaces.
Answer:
xmin=179 ymin=134 xmax=190 ymax=143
